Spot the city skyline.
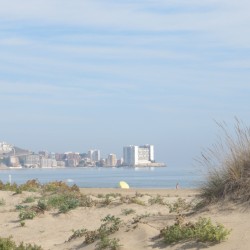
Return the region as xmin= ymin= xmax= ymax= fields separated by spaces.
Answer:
xmin=1 ymin=1 xmax=250 ymax=168
xmin=0 ymin=141 xmax=163 ymax=168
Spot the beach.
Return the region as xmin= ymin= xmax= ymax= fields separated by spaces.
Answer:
xmin=0 ymin=188 xmax=249 ymax=250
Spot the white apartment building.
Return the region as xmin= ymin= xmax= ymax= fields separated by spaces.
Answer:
xmin=40 ymin=158 xmax=57 ymax=168
xmin=25 ymin=154 xmax=40 ymax=167
xmin=123 ymin=145 xmax=154 ymax=166
xmin=88 ymin=149 xmax=100 ymax=162
xmin=0 ymin=142 xmax=13 ymax=154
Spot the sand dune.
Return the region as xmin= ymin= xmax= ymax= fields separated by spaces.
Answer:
xmin=0 ymin=189 xmax=249 ymax=250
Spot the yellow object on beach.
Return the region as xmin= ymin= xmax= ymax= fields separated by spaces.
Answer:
xmin=119 ymin=181 xmax=130 ymax=189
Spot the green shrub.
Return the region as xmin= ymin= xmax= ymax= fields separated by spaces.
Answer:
xmin=121 ymin=208 xmax=136 ymax=216
xmin=79 ymin=195 xmax=95 ymax=207
xmin=47 ymin=194 xmax=65 ymax=208
xmin=149 ymin=195 xmax=165 ymax=205
xmin=161 ymin=217 xmax=231 ymax=244
xmin=19 ymin=209 xmax=37 ymax=220
xmin=0 ymin=236 xmax=16 ymax=249
xmin=83 ymin=215 xmax=122 ymax=245
xmin=198 ymin=120 xmax=250 ymax=203
xmin=23 ymin=197 xmax=35 ymax=203
xmin=59 ymin=197 xmax=79 ymax=213
xmin=42 ymin=181 xmax=80 ymax=193
xmin=37 ymin=200 xmax=48 ymax=211
xmin=20 ymin=180 xmax=41 ymax=192
xmin=16 ymin=205 xmax=29 ymax=211
xmin=84 ymin=230 xmax=98 ymax=244
xmin=167 ymin=198 xmax=191 ymax=214
xmin=20 ymin=221 xmax=25 ymax=227
xmin=0 ymin=236 xmax=43 ymax=250
xmin=67 ymin=228 xmax=87 ymax=241
xmin=95 ymin=236 xmax=122 ymax=250
xmin=13 ymin=188 xmax=22 ymax=195
xmin=0 ymin=198 xmax=6 ymax=206
xmin=99 ymin=215 xmax=121 ymax=235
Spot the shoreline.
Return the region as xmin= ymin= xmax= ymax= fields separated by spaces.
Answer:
xmin=80 ymin=187 xmax=199 ymax=197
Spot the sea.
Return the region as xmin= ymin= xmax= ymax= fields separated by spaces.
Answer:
xmin=0 ymin=166 xmax=204 ymax=189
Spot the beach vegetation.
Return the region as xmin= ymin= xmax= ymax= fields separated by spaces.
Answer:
xmin=103 ymin=196 xmax=112 ymax=206
xmin=0 ymin=198 xmax=6 ymax=206
xmin=167 ymin=198 xmax=192 ymax=214
xmin=42 ymin=181 xmax=79 ymax=193
xmin=20 ymin=179 xmax=41 ymax=192
xmin=23 ymin=196 xmax=35 ymax=203
xmin=129 ymin=197 xmax=145 ymax=206
xmin=13 ymin=188 xmax=22 ymax=195
xmin=19 ymin=208 xmax=37 ymax=220
xmin=58 ymin=197 xmax=80 ymax=213
xmin=67 ymin=228 xmax=87 ymax=242
xmin=95 ymin=236 xmax=122 ymax=250
xmin=161 ymin=217 xmax=231 ymax=244
xmin=20 ymin=220 xmax=25 ymax=227
xmin=149 ymin=194 xmax=165 ymax=205
xmin=121 ymin=208 xmax=136 ymax=216
xmin=198 ymin=119 xmax=250 ymax=204
xmin=0 ymin=236 xmax=43 ymax=250
xmin=37 ymin=199 xmax=48 ymax=211
xmin=68 ymin=215 xmax=122 ymax=245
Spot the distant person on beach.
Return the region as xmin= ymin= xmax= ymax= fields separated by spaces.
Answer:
xmin=176 ymin=182 xmax=179 ymax=189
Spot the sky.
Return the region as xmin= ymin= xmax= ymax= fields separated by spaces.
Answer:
xmin=1 ymin=0 xmax=250 ymax=167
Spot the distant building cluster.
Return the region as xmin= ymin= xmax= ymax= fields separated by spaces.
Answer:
xmin=0 ymin=142 xmax=13 ymax=154
xmin=0 ymin=142 xmax=164 ymax=168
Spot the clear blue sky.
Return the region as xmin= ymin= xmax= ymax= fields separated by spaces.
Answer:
xmin=1 ymin=0 xmax=250 ymax=167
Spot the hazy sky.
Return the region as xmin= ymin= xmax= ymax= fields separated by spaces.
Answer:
xmin=1 ymin=0 xmax=250 ymax=167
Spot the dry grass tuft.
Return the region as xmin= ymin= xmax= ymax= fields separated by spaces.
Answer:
xmin=198 ymin=118 xmax=250 ymax=204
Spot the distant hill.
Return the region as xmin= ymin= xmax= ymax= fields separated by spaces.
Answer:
xmin=13 ymin=146 xmax=30 ymax=155
xmin=0 ymin=145 xmax=30 ymax=157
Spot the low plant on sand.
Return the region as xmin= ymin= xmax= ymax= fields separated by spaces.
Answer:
xmin=23 ymin=197 xmax=35 ymax=203
xmin=0 ymin=236 xmax=43 ymax=250
xmin=67 ymin=228 xmax=87 ymax=242
xmin=149 ymin=195 xmax=165 ymax=205
xmin=0 ymin=198 xmax=6 ymax=206
xmin=129 ymin=197 xmax=145 ymax=206
xmin=58 ymin=197 xmax=79 ymax=213
xmin=67 ymin=215 xmax=122 ymax=245
xmin=161 ymin=217 xmax=231 ymax=244
xmin=20 ymin=220 xmax=25 ymax=227
xmin=121 ymin=208 xmax=136 ymax=216
xmin=19 ymin=208 xmax=37 ymax=220
xmin=95 ymin=235 xmax=122 ymax=250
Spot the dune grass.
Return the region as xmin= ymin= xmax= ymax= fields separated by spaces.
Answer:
xmin=198 ymin=119 xmax=250 ymax=204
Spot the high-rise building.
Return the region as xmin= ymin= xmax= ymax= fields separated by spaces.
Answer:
xmin=123 ymin=145 xmax=138 ymax=166
xmin=107 ymin=154 xmax=117 ymax=166
xmin=123 ymin=145 xmax=154 ymax=166
xmin=88 ymin=149 xmax=100 ymax=162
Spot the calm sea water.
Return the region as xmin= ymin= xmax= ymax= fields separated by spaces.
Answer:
xmin=0 ymin=167 xmax=204 ymax=189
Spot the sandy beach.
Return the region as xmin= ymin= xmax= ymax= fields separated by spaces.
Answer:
xmin=0 ymin=188 xmax=249 ymax=250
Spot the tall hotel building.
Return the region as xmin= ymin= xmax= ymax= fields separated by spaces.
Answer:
xmin=123 ymin=145 xmax=154 ymax=166
xmin=88 ymin=149 xmax=101 ymax=162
